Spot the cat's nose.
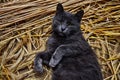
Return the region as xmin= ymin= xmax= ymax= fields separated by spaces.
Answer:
xmin=61 ymin=27 xmax=66 ymax=31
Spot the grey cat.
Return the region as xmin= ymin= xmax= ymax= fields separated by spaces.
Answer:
xmin=34 ymin=3 xmax=103 ymax=80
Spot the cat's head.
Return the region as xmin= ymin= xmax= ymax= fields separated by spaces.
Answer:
xmin=52 ymin=3 xmax=84 ymax=37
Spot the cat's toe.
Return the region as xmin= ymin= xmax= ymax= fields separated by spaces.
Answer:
xmin=34 ymin=65 xmax=43 ymax=73
xmin=34 ymin=58 xmax=44 ymax=73
xmin=49 ymin=57 xmax=58 ymax=67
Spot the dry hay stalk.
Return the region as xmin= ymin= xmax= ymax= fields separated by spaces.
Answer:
xmin=0 ymin=0 xmax=120 ymax=80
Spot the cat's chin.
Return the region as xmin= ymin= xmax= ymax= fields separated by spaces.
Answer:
xmin=57 ymin=31 xmax=74 ymax=37
xmin=58 ymin=32 xmax=66 ymax=37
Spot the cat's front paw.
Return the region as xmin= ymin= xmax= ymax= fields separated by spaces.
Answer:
xmin=49 ymin=51 xmax=63 ymax=67
xmin=34 ymin=58 xmax=44 ymax=73
xmin=49 ymin=56 xmax=57 ymax=67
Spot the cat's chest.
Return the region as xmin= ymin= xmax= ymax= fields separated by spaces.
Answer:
xmin=55 ymin=37 xmax=75 ymax=44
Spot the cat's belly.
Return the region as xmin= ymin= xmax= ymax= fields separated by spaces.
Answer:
xmin=53 ymin=57 xmax=84 ymax=73
xmin=52 ymin=57 xmax=102 ymax=80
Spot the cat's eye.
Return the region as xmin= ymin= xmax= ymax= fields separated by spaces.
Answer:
xmin=67 ymin=21 xmax=73 ymax=26
xmin=54 ymin=20 xmax=61 ymax=24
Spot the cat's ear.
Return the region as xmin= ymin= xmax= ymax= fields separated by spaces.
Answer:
xmin=56 ymin=3 xmax=64 ymax=14
xmin=74 ymin=10 xmax=84 ymax=22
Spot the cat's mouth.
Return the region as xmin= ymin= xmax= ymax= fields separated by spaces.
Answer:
xmin=58 ymin=29 xmax=69 ymax=37
xmin=59 ymin=32 xmax=65 ymax=36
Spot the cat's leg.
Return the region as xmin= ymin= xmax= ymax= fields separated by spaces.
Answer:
xmin=34 ymin=36 xmax=58 ymax=73
xmin=49 ymin=45 xmax=72 ymax=67
xmin=34 ymin=51 xmax=53 ymax=73
xmin=49 ymin=46 xmax=65 ymax=67
xmin=49 ymin=42 xmax=89 ymax=67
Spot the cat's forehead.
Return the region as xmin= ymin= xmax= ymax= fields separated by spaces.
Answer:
xmin=54 ymin=12 xmax=75 ymax=21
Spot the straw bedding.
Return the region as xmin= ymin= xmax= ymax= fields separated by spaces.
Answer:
xmin=0 ymin=0 xmax=120 ymax=80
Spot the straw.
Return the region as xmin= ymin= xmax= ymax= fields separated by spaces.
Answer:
xmin=0 ymin=0 xmax=120 ymax=80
